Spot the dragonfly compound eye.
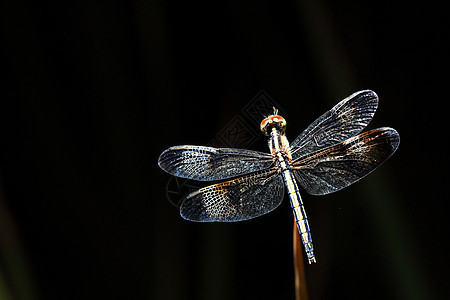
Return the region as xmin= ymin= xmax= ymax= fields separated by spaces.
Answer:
xmin=260 ymin=115 xmax=287 ymax=136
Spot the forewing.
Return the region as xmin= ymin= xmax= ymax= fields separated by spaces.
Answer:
xmin=293 ymin=128 xmax=400 ymax=195
xmin=158 ymin=146 xmax=273 ymax=181
xmin=289 ymin=90 xmax=378 ymax=160
xmin=180 ymin=169 xmax=284 ymax=222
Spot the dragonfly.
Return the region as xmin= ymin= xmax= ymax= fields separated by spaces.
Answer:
xmin=158 ymin=90 xmax=400 ymax=264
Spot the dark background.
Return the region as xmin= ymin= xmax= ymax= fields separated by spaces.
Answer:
xmin=1 ymin=1 xmax=448 ymax=299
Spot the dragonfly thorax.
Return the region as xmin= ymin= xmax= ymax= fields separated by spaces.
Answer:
xmin=268 ymin=129 xmax=292 ymax=165
xmin=260 ymin=114 xmax=287 ymax=136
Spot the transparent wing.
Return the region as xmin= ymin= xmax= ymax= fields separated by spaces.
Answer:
xmin=289 ymin=90 xmax=378 ymax=160
xmin=180 ymin=169 xmax=284 ymax=222
xmin=293 ymin=128 xmax=400 ymax=195
xmin=158 ymin=145 xmax=273 ymax=181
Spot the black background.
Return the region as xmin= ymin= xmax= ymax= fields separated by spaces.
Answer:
xmin=1 ymin=1 xmax=448 ymax=299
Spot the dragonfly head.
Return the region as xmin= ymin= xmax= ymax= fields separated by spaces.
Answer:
xmin=260 ymin=114 xmax=287 ymax=136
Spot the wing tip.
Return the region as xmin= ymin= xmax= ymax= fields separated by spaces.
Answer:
xmin=349 ymin=89 xmax=378 ymax=100
xmin=376 ymin=127 xmax=400 ymax=153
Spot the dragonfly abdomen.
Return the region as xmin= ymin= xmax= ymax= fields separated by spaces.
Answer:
xmin=281 ymin=169 xmax=316 ymax=264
